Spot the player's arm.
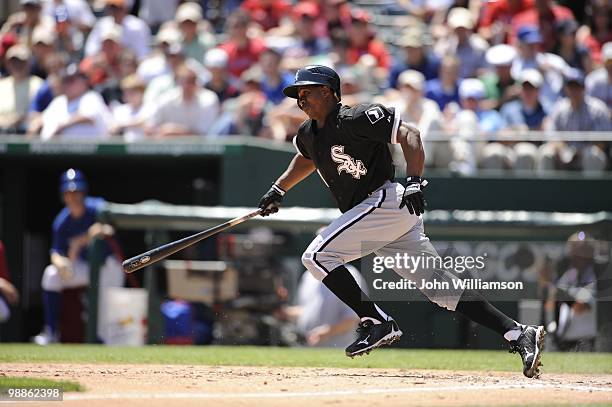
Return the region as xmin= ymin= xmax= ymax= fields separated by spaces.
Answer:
xmin=396 ymin=121 xmax=427 ymax=216
xmin=258 ymin=154 xmax=315 ymax=216
xmin=396 ymin=121 xmax=424 ymax=177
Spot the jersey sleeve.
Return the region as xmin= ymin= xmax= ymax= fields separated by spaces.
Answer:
xmin=292 ymin=121 xmax=313 ymax=159
xmin=344 ymin=103 xmax=401 ymax=144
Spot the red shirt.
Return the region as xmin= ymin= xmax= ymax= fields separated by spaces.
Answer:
xmin=347 ymin=38 xmax=390 ymax=69
xmin=582 ymin=33 xmax=612 ymax=65
xmin=0 ymin=241 xmax=10 ymax=282
xmin=241 ymin=0 xmax=291 ymax=31
xmin=219 ymin=38 xmax=267 ymax=79
xmin=511 ymin=5 xmax=575 ymax=51
xmin=480 ymin=0 xmax=534 ymax=28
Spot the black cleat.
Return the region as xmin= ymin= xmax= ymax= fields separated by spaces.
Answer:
xmin=509 ymin=325 xmax=546 ymax=378
xmin=345 ymin=319 xmax=402 ymax=358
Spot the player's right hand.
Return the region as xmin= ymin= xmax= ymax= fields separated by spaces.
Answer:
xmin=258 ymin=184 xmax=285 ymax=216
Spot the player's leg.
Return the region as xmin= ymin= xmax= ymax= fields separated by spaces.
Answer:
xmin=34 ymin=264 xmax=63 ymax=345
xmin=301 ymin=182 xmax=413 ymax=356
xmin=378 ymin=220 xmax=545 ymax=377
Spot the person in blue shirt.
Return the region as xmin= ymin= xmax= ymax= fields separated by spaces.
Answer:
xmin=389 ymin=30 xmax=440 ymax=89
xmin=425 ymin=55 xmax=461 ymax=111
xmin=501 ymin=69 xmax=548 ymax=131
xmin=259 ymin=48 xmax=295 ymax=105
xmin=33 ymin=169 xmax=124 ymax=345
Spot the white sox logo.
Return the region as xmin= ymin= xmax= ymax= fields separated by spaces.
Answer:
xmin=331 ymin=145 xmax=367 ymax=179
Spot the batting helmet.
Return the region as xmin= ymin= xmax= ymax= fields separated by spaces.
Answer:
xmin=59 ymin=168 xmax=88 ymax=194
xmin=283 ymin=65 xmax=341 ymax=101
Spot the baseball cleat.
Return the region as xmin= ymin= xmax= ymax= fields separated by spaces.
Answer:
xmin=509 ymin=325 xmax=546 ymax=378
xmin=345 ymin=319 xmax=402 ymax=358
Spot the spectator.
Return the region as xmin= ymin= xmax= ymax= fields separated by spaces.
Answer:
xmin=27 ymin=52 xmax=67 ymax=137
xmin=578 ymin=0 xmax=611 ymax=66
xmin=345 ymin=10 xmax=391 ymax=72
xmin=30 ymin=25 xmax=58 ymax=79
xmin=33 ymin=169 xmax=124 ymax=345
xmin=0 ymin=33 xmax=19 ymax=77
xmin=478 ymin=0 xmax=535 ymax=44
xmin=425 ymin=55 xmax=461 ymax=111
xmin=147 ymin=64 xmax=219 ymax=137
xmin=435 ymin=7 xmax=488 ymax=79
xmin=585 ymin=42 xmax=612 ymax=108
xmin=389 ymin=30 xmax=440 ymax=89
xmin=0 ymin=45 xmax=43 ymax=134
xmin=0 ymin=0 xmax=55 ymax=48
xmin=143 ymin=42 xmax=185 ymax=104
xmin=40 ymin=64 xmax=111 ymax=140
xmin=85 ymin=0 xmax=151 ymax=60
xmin=80 ymin=23 xmax=129 ymax=105
xmin=543 ymin=70 xmax=610 ymax=172
xmin=553 ymin=19 xmax=591 ymax=73
xmin=511 ymin=0 xmax=574 ymax=53
xmin=259 ymin=48 xmax=294 ymax=105
xmin=0 ymin=241 xmax=19 ymax=324
xmin=138 ymin=0 xmax=178 ymax=34
xmin=457 ymin=78 xmax=505 ymax=134
xmin=43 ymin=0 xmax=95 ymax=55
xmin=241 ymin=0 xmax=291 ymax=32
xmin=546 ymin=232 xmax=598 ymax=352
xmin=137 ymin=27 xmax=181 ymax=84
xmin=283 ymin=2 xmax=331 ymax=61
xmin=219 ymin=10 xmax=266 ymax=81
xmin=383 ymin=70 xmax=443 ymax=175
xmin=175 ymin=2 xmax=216 ymax=64
xmin=110 ymin=74 xmax=150 ymax=142
xmin=203 ymin=48 xmax=240 ymax=103
xmin=322 ymin=0 xmax=352 ymax=36
xmin=501 ymin=69 xmax=548 ymax=131
xmin=480 ymin=44 xmax=519 ymax=111
xmin=227 ymin=67 xmax=269 ymax=137
xmin=511 ymin=25 xmax=570 ymax=112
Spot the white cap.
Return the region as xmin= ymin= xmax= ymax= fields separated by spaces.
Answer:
xmin=448 ymin=7 xmax=474 ymax=30
xmin=519 ymin=68 xmax=543 ymax=88
xmin=459 ymin=78 xmax=485 ymax=99
xmin=32 ymin=26 xmax=57 ymax=45
xmin=603 ymin=41 xmax=612 ymax=62
xmin=156 ymin=27 xmax=181 ymax=44
xmin=204 ymin=48 xmax=229 ymax=68
xmin=397 ymin=69 xmax=425 ymax=91
xmin=100 ymin=23 xmax=122 ymax=43
xmin=176 ymin=2 xmax=202 ymax=23
xmin=486 ymin=44 xmax=517 ymax=66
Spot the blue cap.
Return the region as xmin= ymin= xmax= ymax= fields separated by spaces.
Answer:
xmin=59 ymin=168 xmax=88 ymax=193
xmin=517 ymin=26 xmax=542 ymax=44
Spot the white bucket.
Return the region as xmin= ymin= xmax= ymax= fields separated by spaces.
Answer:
xmin=98 ymin=287 xmax=148 ymax=346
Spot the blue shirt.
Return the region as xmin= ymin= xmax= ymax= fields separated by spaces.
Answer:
xmin=261 ymin=73 xmax=294 ymax=105
xmin=51 ymin=197 xmax=110 ymax=261
xmin=500 ymin=100 xmax=547 ymax=131
xmin=388 ymin=53 xmax=440 ymax=89
xmin=425 ymin=79 xmax=460 ymax=110
xmin=29 ymin=80 xmax=55 ymax=113
xmin=475 ymin=109 xmax=505 ymax=133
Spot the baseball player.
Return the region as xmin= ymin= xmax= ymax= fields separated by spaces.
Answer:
xmin=33 ymin=169 xmax=124 ymax=345
xmin=258 ymin=65 xmax=545 ymax=378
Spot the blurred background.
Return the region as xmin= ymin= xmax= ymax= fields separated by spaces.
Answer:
xmin=0 ymin=0 xmax=610 ymax=353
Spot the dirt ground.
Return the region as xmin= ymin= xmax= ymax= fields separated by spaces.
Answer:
xmin=2 ymin=363 xmax=612 ymax=406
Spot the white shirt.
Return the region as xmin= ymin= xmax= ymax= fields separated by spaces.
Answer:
xmin=138 ymin=0 xmax=178 ymax=26
xmin=85 ymin=15 xmax=152 ymax=60
xmin=151 ymin=88 xmax=220 ymax=135
xmin=112 ymin=103 xmax=151 ymax=142
xmin=43 ymin=0 xmax=96 ymax=28
xmin=41 ymin=91 xmax=111 ymax=140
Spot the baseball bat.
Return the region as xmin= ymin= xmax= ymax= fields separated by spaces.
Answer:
xmin=122 ymin=209 xmax=262 ymax=274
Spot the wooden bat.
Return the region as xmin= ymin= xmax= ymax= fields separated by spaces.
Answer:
xmin=122 ymin=209 xmax=262 ymax=274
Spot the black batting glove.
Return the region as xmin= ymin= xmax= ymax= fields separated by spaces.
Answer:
xmin=258 ymin=184 xmax=285 ymax=216
xmin=400 ymin=176 xmax=428 ymax=215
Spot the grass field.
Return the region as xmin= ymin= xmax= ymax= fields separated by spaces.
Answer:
xmin=1 ymin=344 xmax=611 ymax=374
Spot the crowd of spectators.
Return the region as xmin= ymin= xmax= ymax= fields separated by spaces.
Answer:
xmin=0 ymin=0 xmax=611 ymax=173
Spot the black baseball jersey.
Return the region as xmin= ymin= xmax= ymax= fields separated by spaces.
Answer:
xmin=293 ymin=103 xmax=401 ymax=213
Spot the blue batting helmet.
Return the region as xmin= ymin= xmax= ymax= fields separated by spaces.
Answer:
xmin=59 ymin=168 xmax=88 ymax=194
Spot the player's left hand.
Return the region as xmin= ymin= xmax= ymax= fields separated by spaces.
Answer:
xmin=400 ymin=176 xmax=428 ymax=215
xmin=258 ymin=184 xmax=285 ymax=216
